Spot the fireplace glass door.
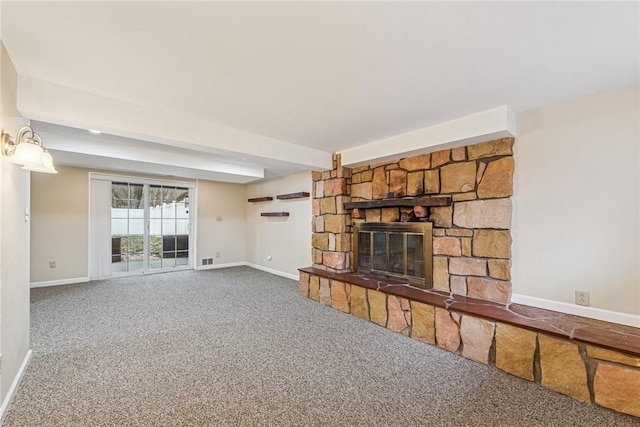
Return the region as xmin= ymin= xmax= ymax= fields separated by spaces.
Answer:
xmin=355 ymin=222 xmax=432 ymax=288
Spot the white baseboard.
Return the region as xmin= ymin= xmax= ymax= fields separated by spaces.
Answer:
xmin=245 ymin=263 xmax=299 ymax=281
xmin=195 ymin=262 xmax=246 ymax=271
xmin=511 ymin=294 xmax=640 ymax=328
xmin=30 ymin=277 xmax=89 ymax=288
xmin=0 ymin=349 xmax=32 ymax=424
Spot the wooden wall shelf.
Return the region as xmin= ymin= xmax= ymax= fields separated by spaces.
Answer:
xmin=261 ymin=212 xmax=290 ymax=217
xmin=344 ymin=196 xmax=451 ymax=210
xmin=276 ymin=192 xmax=310 ymax=200
xmin=248 ymin=197 xmax=273 ymax=203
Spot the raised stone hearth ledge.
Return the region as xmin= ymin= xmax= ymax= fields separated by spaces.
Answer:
xmin=299 ymin=267 xmax=640 ymax=418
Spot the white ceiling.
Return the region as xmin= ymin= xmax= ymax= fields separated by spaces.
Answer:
xmin=1 ymin=1 xmax=638 ymax=182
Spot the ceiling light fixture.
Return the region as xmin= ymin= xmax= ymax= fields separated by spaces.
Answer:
xmin=1 ymin=125 xmax=58 ymax=173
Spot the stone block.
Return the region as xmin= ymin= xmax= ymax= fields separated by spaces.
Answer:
xmin=400 ymin=207 xmax=414 ymax=222
xmin=324 ymin=178 xmax=347 ymax=196
xmin=424 ymin=170 xmax=440 ymax=194
xmin=335 ymin=233 xmax=351 ymax=252
xmin=387 ymin=296 xmax=410 ymax=333
xmin=538 ymin=334 xmax=590 ymax=403
xmin=476 ymin=161 xmax=487 ymax=184
xmin=350 ymin=286 xmax=369 ymax=320
xmin=299 ymin=272 xmax=310 ymax=297
xmin=461 ymin=238 xmax=472 ymax=257
xmin=410 ymin=301 xmax=435 ymax=344
xmin=323 ymin=251 xmax=348 ymax=270
xmin=407 ymin=171 xmax=424 ymax=196
xmin=312 ymin=233 xmax=329 ymax=250
xmin=452 ymin=193 xmax=476 ymax=202
xmin=440 ymin=161 xmax=476 ymax=194
xmin=466 ymin=277 xmax=511 ymax=304
xmin=587 ymin=346 xmax=640 ymax=367
xmin=449 ymin=257 xmax=486 ymax=276
xmin=351 ymin=182 xmax=373 ymax=200
xmin=361 ymin=169 xmax=373 ymax=182
xmin=351 ymin=173 xmax=362 ymax=184
xmin=352 ymin=165 xmax=370 ymax=174
xmin=312 ymin=199 xmax=320 ymax=216
xmin=473 ymin=230 xmax=512 ymax=259
xmin=432 ymin=256 xmax=450 ymax=291
xmin=451 ymin=146 xmax=466 ymax=161
xmin=431 ymin=149 xmax=451 ymax=167
xmin=399 ymin=153 xmax=430 ymax=171
xmin=335 ymin=196 xmax=349 ymax=214
xmin=594 ymin=363 xmax=640 ymax=417
xmin=315 ymin=216 xmax=325 ymax=233
xmin=309 ymin=276 xmax=320 ymax=301
xmin=433 ymin=237 xmax=461 ymax=256
xmin=495 ymin=323 xmax=537 ymax=381
xmin=381 ymin=207 xmax=399 ymax=222
xmin=372 ymin=166 xmax=389 ymax=199
xmin=328 ymin=234 xmax=336 ymax=251
xmin=319 ymin=278 xmax=331 ymax=305
xmin=435 ymin=308 xmax=460 ymax=352
xmin=311 ymin=171 xmax=323 ymax=182
xmin=467 ymin=137 xmax=514 ymax=160
xmin=365 ymin=209 xmax=381 ymax=222
xmin=430 ymin=205 xmax=453 ymax=228
xmin=385 ymin=163 xmax=399 ymax=170
xmin=330 ymin=280 xmax=350 ymax=313
xmin=449 ymin=275 xmax=467 ymax=295
xmin=320 ymin=197 xmax=337 ymax=215
xmin=389 ymin=170 xmax=407 ymax=197
xmin=312 ymin=248 xmax=323 ymax=264
xmin=461 ymin=316 xmax=495 ymax=364
xmin=352 ymin=209 xmax=365 ymax=220
xmin=322 ymin=171 xmax=331 ymax=180
xmin=453 ymin=198 xmax=512 ymax=229
xmin=445 ymin=229 xmax=473 ymax=237
xmin=324 ymin=214 xmax=347 ymax=233
xmin=368 ymin=289 xmax=387 ymax=327
xmin=477 ymin=157 xmax=514 ymax=199
xmin=488 ymin=259 xmax=511 ymax=281
xmin=314 ymin=180 xmax=324 ymax=198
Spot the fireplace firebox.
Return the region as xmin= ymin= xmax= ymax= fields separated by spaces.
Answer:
xmin=354 ymin=222 xmax=433 ymax=288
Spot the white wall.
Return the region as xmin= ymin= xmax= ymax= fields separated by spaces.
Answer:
xmin=245 ymin=172 xmax=312 ymax=279
xmin=196 ymin=180 xmax=246 ymax=267
xmin=513 ymin=85 xmax=639 ymax=319
xmin=31 ymin=165 xmax=89 ymax=283
xmin=0 ymin=42 xmax=31 ymax=405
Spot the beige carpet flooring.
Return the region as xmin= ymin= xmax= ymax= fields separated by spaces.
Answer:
xmin=3 ymin=267 xmax=639 ymax=426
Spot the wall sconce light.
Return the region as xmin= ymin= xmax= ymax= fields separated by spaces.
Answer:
xmin=1 ymin=125 xmax=57 ymax=174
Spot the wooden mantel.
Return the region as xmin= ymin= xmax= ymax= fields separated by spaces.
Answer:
xmin=343 ymin=196 xmax=451 ymax=210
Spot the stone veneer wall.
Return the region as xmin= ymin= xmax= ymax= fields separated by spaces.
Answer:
xmin=298 ymin=273 xmax=640 ymax=418
xmin=312 ymin=137 xmax=514 ymax=304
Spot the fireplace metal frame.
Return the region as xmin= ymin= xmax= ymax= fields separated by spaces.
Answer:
xmin=353 ymin=221 xmax=433 ymax=288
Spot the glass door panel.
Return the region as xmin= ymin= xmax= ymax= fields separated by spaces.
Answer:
xmin=111 ymin=183 xmax=145 ymax=274
xmin=111 ymin=181 xmax=191 ymax=275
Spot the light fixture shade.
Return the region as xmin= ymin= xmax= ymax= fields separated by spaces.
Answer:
xmin=22 ymin=150 xmax=58 ymax=174
xmin=8 ymin=141 xmax=44 ymax=166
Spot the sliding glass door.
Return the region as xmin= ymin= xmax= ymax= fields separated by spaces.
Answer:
xmin=90 ymin=174 xmax=194 ymax=279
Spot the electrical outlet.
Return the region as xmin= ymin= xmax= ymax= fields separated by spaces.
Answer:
xmin=49 ymin=261 xmax=56 ymax=269
xmin=575 ymin=290 xmax=590 ymax=306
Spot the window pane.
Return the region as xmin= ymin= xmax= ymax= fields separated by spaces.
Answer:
xmin=358 ymin=232 xmax=371 ymax=270
xmin=388 ymin=233 xmax=404 ymax=274
xmin=373 ymin=232 xmax=387 ymax=271
xmin=407 ymin=234 xmax=424 ymax=278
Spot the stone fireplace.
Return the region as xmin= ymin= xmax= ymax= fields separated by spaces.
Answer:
xmin=299 ymin=136 xmax=640 ymax=418
xmin=309 ymin=137 xmax=514 ymax=304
